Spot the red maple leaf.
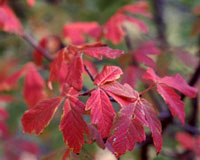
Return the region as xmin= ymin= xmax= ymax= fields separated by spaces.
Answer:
xmin=132 ymin=41 xmax=161 ymax=68
xmin=86 ymin=66 xmax=123 ymax=138
xmin=119 ymin=1 xmax=152 ymax=18
xmin=48 ymin=43 xmax=124 ymax=90
xmin=108 ymin=103 xmax=145 ymax=157
xmin=22 ymin=97 xmax=62 ymax=135
xmin=0 ymin=4 xmax=23 ymax=35
xmin=23 ymin=63 xmax=46 ymax=108
xmin=107 ymin=87 xmax=162 ymax=157
xmin=176 ymin=132 xmax=200 ymax=157
xmin=103 ymin=1 xmax=151 ymax=44
xmin=22 ymin=86 xmax=89 ymax=153
xmin=0 ymin=66 xmax=25 ymax=91
xmin=63 ymin=22 xmax=101 ymax=45
xmin=142 ymin=67 xmax=197 ymax=124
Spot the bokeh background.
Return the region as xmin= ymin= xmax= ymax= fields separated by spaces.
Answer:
xmin=0 ymin=0 xmax=200 ymax=159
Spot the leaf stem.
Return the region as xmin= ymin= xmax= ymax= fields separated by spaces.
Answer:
xmin=84 ymin=64 xmax=95 ymax=81
xmin=140 ymin=83 xmax=156 ymax=96
xmin=78 ymin=89 xmax=94 ymax=96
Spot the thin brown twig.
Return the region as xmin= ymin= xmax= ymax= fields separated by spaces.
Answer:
xmin=84 ymin=64 xmax=95 ymax=81
xmin=22 ymin=32 xmax=54 ymax=61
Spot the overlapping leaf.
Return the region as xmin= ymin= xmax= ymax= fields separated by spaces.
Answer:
xmin=143 ymin=68 xmax=197 ymax=124
xmin=86 ymin=88 xmax=115 ymax=138
xmin=94 ymin=65 xmax=123 ymax=86
xmin=176 ymin=132 xmax=200 ymax=157
xmin=86 ymin=65 xmax=123 ymax=138
xmin=48 ymin=43 xmax=124 ymax=89
xmin=60 ymin=97 xmax=89 ymax=153
xmin=119 ymin=1 xmax=152 ymax=18
xmin=133 ymin=41 xmax=161 ymax=67
xmin=103 ymin=1 xmax=151 ymax=44
xmin=102 ymin=81 xmax=138 ymax=107
xmin=108 ymin=86 xmax=162 ymax=157
xmin=64 ymin=55 xmax=84 ymax=91
xmin=0 ymin=4 xmax=23 ymax=35
xmin=22 ymin=97 xmax=62 ymax=135
xmin=63 ymin=22 xmax=101 ymax=45
xmin=80 ymin=42 xmax=124 ymax=60
xmin=108 ymin=103 xmax=145 ymax=157
xmin=22 ymin=86 xmax=89 ymax=153
xmin=23 ymin=64 xmax=46 ymax=108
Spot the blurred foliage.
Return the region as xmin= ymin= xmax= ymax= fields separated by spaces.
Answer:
xmin=0 ymin=0 xmax=200 ymax=159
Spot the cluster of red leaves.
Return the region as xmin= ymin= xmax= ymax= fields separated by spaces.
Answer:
xmin=63 ymin=1 xmax=151 ymax=45
xmin=0 ymin=65 xmax=40 ymax=160
xmin=21 ymin=42 xmax=197 ymax=157
xmin=176 ymin=132 xmax=200 ymax=157
xmin=0 ymin=0 xmax=198 ymax=159
xmin=0 ymin=60 xmax=46 ymax=108
xmin=122 ymin=41 xmax=161 ymax=87
xmin=48 ymin=42 xmax=124 ymax=90
xmin=143 ymin=68 xmax=197 ymax=124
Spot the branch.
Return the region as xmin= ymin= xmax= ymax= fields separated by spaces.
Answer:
xmin=84 ymin=65 xmax=94 ymax=81
xmin=153 ymin=0 xmax=167 ymax=46
xmin=22 ymin=32 xmax=54 ymax=61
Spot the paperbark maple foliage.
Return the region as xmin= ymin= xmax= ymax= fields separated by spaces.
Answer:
xmin=0 ymin=1 xmax=199 ymax=159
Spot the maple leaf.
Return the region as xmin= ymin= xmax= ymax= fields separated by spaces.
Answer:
xmin=108 ymin=103 xmax=145 ymax=157
xmin=22 ymin=85 xmax=89 ymax=153
xmin=48 ymin=48 xmax=70 ymax=89
xmin=63 ymin=22 xmax=101 ymax=45
xmin=104 ymin=13 xmax=148 ymax=44
xmin=94 ymin=65 xmax=123 ymax=86
xmin=143 ymin=68 xmax=197 ymax=124
xmin=119 ymin=1 xmax=152 ymax=18
xmin=85 ymin=65 xmax=124 ymax=138
xmin=86 ymin=88 xmax=115 ymax=138
xmin=103 ymin=1 xmax=151 ymax=44
xmin=176 ymin=132 xmax=200 ymax=157
xmin=60 ymin=86 xmax=89 ymax=153
xmin=102 ymin=81 xmax=138 ymax=107
xmin=22 ymin=97 xmax=62 ymax=135
xmin=133 ymin=41 xmax=161 ymax=68
xmin=23 ymin=64 xmax=46 ymax=108
xmin=106 ymin=82 xmax=162 ymax=157
xmin=80 ymin=42 xmax=124 ymax=60
xmin=0 ymin=4 xmax=23 ymax=35
xmin=64 ymin=55 xmax=84 ymax=91
xmin=59 ymin=98 xmax=89 ymax=153
xmin=137 ymin=99 xmax=162 ymax=153
xmin=0 ymin=67 xmax=25 ymax=91
xmin=85 ymin=66 xmax=123 ymax=137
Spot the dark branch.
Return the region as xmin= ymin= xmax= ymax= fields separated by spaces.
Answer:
xmin=22 ymin=32 xmax=54 ymax=61
xmin=84 ymin=64 xmax=94 ymax=81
